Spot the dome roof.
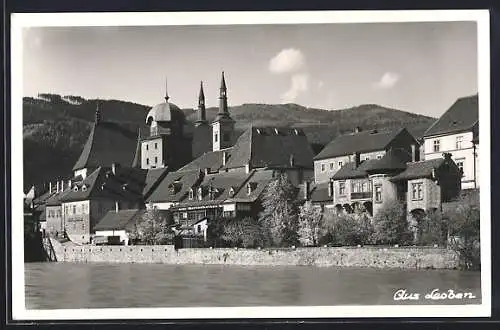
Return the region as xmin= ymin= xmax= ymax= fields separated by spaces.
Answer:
xmin=146 ymin=101 xmax=185 ymax=125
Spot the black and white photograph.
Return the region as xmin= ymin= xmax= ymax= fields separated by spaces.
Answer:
xmin=10 ymin=10 xmax=490 ymax=320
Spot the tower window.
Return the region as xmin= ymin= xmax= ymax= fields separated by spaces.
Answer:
xmin=146 ymin=144 xmax=149 ymax=151
xmin=154 ymin=142 xmax=158 ymax=149
xmin=215 ymin=133 xmax=218 ymax=143
xmin=155 ymin=157 xmax=158 ymax=164
xmin=146 ymin=158 xmax=149 ymax=165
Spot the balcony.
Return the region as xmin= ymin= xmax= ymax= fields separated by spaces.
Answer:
xmin=350 ymin=192 xmax=372 ymax=200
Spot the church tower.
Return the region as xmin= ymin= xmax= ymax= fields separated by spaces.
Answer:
xmin=211 ymin=71 xmax=235 ymax=151
xmin=195 ymin=81 xmax=207 ymax=127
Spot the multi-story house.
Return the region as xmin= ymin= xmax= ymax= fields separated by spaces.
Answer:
xmin=313 ymin=127 xmax=420 ymax=184
xmin=423 ymin=94 xmax=479 ymax=190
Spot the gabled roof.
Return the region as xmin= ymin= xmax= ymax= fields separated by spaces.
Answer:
xmin=363 ymin=148 xmax=410 ymax=173
xmin=390 ymin=159 xmax=445 ymax=181
xmin=60 ymin=166 xmax=148 ymax=203
xmin=331 ymin=159 xmax=380 ymax=180
xmin=94 ymin=209 xmax=145 ymax=231
xmin=424 ymin=94 xmax=478 ymax=137
xmin=225 ymin=127 xmax=314 ymax=169
xmin=314 ymin=127 xmax=409 ymax=160
xmin=45 ymin=190 xmax=65 ymax=206
xmin=226 ymin=169 xmax=275 ymax=203
xmin=73 ymin=121 xmax=138 ymax=171
xmin=178 ymin=148 xmax=232 ymax=173
xmin=145 ymin=170 xmax=202 ymax=203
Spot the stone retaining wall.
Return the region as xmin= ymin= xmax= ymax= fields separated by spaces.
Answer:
xmin=48 ymin=238 xmax=459 ymax=269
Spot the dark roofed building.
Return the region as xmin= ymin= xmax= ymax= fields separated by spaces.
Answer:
xmin=423 ymin=94 xmax=479 ymax=190
xmin=145 ymin=170 xmax=203 ymax=206
xmin=94 ymin=209 xmax=146 ymax=245
xmin=424 ymin=95 xmax=478 ymax=137
xmin=313 ymin=127 xmax=419 ymax=184
xmin=178 ymin=148 xmax=232 ymax=174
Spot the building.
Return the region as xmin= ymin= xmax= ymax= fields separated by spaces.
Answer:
xmin=140 ymin=80 xmax=192 ymax=170
xmin=423 ymin=94 xmax=479 ymax=190
xmin=313 ymin=127 xmax=419 ymax=184
xmin=73 ymin=101 xmax=139 ymax=179
xmin=93 ymin=209 xmax=146 ymax=245
xmin=323 ymin=149 xmax=461 ymax=240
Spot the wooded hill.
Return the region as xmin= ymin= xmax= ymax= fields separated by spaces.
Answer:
xmin=23 ymin=93 xmax=435 ymax=192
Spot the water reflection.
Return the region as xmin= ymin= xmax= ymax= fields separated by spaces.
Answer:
xmin=25 ymin=263 xmax=481 ymax=309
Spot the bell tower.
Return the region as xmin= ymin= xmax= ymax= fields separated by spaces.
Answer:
xmin=211 ymin=71 xmax=234 ymax=151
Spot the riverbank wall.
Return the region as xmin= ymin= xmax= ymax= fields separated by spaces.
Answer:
xmin=48 ymin=238 xmax=459 ymax=269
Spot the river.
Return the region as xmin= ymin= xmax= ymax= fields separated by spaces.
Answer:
xmin=25 ymin=263 xmax=481 ymax=309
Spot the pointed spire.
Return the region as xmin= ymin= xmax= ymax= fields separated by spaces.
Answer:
xmin=132 ymin=127 xmax=142 ymax=169
xmin=217 ymin=71 xmax=229 ymax=118
xmin=196 ymin=81 xmax=207 ymax=125
xmin=95 ymin=99 xmax=101 ymax=124
xmin=220 ymin=71 xmax=227 ymax=92
xmin=164 ymin=76 xmax=169 ymax=102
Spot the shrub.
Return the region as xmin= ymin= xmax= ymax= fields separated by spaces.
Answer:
xmin=372 ymin=200 xmax=413 ymax=245
xmin=416 ymin=208 xmax=448 ymax=246
xmin=322 ymin=211 xmax=374 ymax=246
xmin=297 ymin=202 xmax=323 ymax=247
xmin=445 ymin=193 xmax=480 ymax=270
xmin=221 ymin=216 xmax=265 ymax=248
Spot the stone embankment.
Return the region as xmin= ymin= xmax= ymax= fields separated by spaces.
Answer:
xmin=48 ymin=238 xmax=459 ymax=269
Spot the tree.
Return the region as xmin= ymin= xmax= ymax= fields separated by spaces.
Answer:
xmin=417 ymin=208 xmax=448 ymax=246
xmin=222 ymin=216 xmax=265 ymax=248
xmin=372 ymin=200 xmax=413 ymax=245
xmin=297 ymin=202 xmax=323 ymax=246
xmin=446 ymin=193 xmax=480 ymax=270
xmin=134 ymin=206 xmax=173 ymax=245
xmin=322 ymin=211 xmax=374 ymax=246
xmin=258 ymin=172 xmax=299 ymax=247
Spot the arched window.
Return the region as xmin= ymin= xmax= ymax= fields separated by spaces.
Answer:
xmin=188 ymin=189 xmax=194 ymax=200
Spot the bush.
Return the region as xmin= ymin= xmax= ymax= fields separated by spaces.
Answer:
xmin=416 ymin=208 xmax=448 ymax=246
xmin=322 ymin=211 xmax=374 ymax=246
xmin=297 ymin=202 xmax=323 ymax=247
xmin=445 ymin=193 xmax=480 ymax=270
xmin=372 ymin=200 xmax=413 ymax=245
xmin=221 ymin=216 xmax=265 ymax=248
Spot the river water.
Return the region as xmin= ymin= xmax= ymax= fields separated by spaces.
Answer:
xmin=25 ymin=263 xmax=481 ymax=309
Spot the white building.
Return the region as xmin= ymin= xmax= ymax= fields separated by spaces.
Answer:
xmin=423 ymin=95 xmax=479 ymax=190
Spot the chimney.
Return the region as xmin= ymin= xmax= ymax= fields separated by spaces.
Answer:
xmin=56 ymin=181 xmax=60 ymax=193
xmin=289 ymin=154 xmax=295 ymax=167
xmin=352 ymin=152 xmax=361 ymax=168
xmin=68 ymin=179 xmax=72 ymax=188
xmin=204 ymin=168 xmax=210 ymax=176
xmin=49 ymin=182 xmax=52 ymax=194
xmin=61 ymin=180 xmax=65 ymax=191
xmin=222 ymin=151 xmax=227 ymax=167
xmin=355 ymin=126 xmax=362 ymax=133
xmin=411 ymin=144 xmax=417 ymax=162
xmin=328 ymin=179 xmax=334 ymax=197
xmin=115 ymin=201 xmax=119 ymax=212
xmin=303 ymin=181 xmax=310 ymax=200
xmin=245 ymin=164 xmax=250 ymax=174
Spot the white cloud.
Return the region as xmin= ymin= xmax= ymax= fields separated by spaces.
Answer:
xmin=374 ymin=72 xmax=400 ymax=89
xmin=269 ymin=48 xmax=305 ymax=74
xmin=281 ymin=73 xmax=309 ymax=103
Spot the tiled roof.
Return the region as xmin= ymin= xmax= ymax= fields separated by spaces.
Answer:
xmin=45 ymin=190 xmax=65 ymax=206
xmin=363 ymin=148 xmax=410 ymax=173
xmin=145 ymin=170 xmax=203 ymax=203
xmin=331 ymin=159 xmax=380 ymax=180
xmin=178 ymin=148 xmax=232 ymax=173
xmin=225 ymin=127 xmax=314 ymax=169
xmin=424 ymin=94 xmax=478 ymax=137
xmin=142 ymin=168 xmax=170 ymax=199
xmin=226 ymin=169 xmax=275 ymax=203
xmin=94 ymin=209 xmax=145 ymax=231
xmin=73 ymin=121 xmax=138 ymax=171
xmin=60 ymin=166 xmax=148 ymax=203
xmin=314 ymin=127 xmax=407 ymax=160
xmin=390 ymin=159 xmax=445 ymax=181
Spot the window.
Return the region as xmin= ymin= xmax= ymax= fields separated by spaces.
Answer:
xmin=146 ymin=158 xmax=149 ymax=165
xmin=377 ymin=155 xmax=382 ymax=160
xmin=154 ymin=142 xmax=158 ymax=149
xmin=375 ymin=185 xmax=382 ymax=203
xmin=72 ymin=205 xmax=76 ymax=214
xmin=198 ymin=187 xmax=203 ymax=201
xmin=455 ymin=158 xmax=465 ymax=176
xmin=456 ymin=136 xmax=463 ymax=149
xmin=197 ymin=225 xmax=202 ymax=233
xmin=339 ymin=181 xmax=346 ymax=196
xmin=188 ymin=189 xmax=194 ymax=200
xmin=214 ymin=133 xmax=218 ymax=142
xmin=338 ymin=161 xmax=343 ymax=168
xmin=411 ymin=182 xmax=423 ymax=200
xmin=146 ymin=144 xmax=149 ymax=151
xmin=155 ymin=157 xmax=158 ymax=164
xmin=321 ymin=164 xmax=326 ymax=172
xmin=433 ymin=139 xmax=440 ymax=152
xmin=364 ymin=156 xmax=370 ymax=161
xmin=330 ymin=163 xmax=334 ymax=170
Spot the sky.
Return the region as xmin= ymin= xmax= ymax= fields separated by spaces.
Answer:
xmin=22 ymin=21 xmax=478 ymax=117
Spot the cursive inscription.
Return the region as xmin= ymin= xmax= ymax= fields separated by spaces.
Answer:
xmin=393 ymin=288 xmax=476 ymax=301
